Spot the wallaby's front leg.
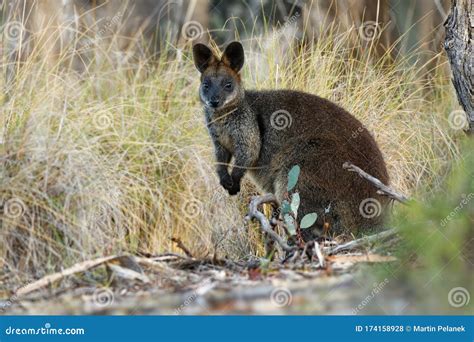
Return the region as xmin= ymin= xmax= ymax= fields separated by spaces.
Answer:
xmin=213 ymin=141 xmax=233 ymax=192
xmin=229 ymin=129 xmax=261 ymax=195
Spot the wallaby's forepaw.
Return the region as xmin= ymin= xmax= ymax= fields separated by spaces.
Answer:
xmin=219 ymin=174 xmax=241 ymax=195
xmin=227 ymin=182 xmax=241 ymax=195
xmin=219 ymin=174 xmax=234 ymax=191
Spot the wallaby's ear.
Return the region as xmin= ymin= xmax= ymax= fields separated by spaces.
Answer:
xmin=193 ymin=44 xmax=216 ymax=73
xmin=221 ymin=41 xmax=244 ymax=73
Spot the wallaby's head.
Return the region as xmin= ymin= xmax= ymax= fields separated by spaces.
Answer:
xmin=193 ymin=42 xmax=245 ymax=110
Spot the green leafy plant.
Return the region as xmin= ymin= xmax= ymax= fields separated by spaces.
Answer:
xmin=279 ymin=165 xmax=318 ymax=238
xmin=287 ymin=165 xmax=300 ymax=192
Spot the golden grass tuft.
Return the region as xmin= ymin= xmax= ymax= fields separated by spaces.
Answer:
xmin=0 ymin=24 xmax=462 ymax=285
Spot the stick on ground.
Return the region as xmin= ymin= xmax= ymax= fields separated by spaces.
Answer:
xmin=171 ymin=237 xmax=194 ymax=258
xmin=328 ymin=228 xmax=398 ymax=255
xmin=16 ymin=255 xmax=123 ymax=297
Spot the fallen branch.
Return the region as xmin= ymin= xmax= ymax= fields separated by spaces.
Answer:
xmin=246 ymin=194 xmax=296 ymax=252
xmin=16 ymin=255 xmax=123 ymax=297
xmin=328 ymin=254 xmax=397 ymax=263
xmin=328 ymin=228 xmax=398 ymax=255
xmin=343 ymin=162 xmax=409 ymax=204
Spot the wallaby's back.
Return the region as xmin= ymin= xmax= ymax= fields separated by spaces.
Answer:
xmin=245 ymin=89 xmax=389 ymax=235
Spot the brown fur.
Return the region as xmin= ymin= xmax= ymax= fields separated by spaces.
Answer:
xmin=193 ymin=42 xmax=389 ymax=237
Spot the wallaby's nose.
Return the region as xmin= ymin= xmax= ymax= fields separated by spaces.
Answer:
xmin=210 ymin=100 xmax=220 ymax=108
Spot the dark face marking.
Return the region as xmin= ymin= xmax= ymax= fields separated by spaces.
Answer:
xmin=200 ymin=65 xmax=240 ymax=110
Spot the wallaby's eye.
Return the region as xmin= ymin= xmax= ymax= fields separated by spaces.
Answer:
xmin=224 ymin=82 xmax=233 ymax=90
xmin=203 ymin=82 xmax=210 ymax=90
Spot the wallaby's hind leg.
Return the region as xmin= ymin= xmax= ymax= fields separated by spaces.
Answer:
xmin=273 ymin=170 xmax=338 ymax=241
xmin=296 ymin=187 xmax=347 ymax=240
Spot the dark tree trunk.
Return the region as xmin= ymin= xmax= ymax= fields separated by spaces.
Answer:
xmin=444 ymin=0 xmax=474 ymax=134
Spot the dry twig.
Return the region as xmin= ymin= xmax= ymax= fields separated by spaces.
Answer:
xmin=171 ymin=237 xmax=194 ymax=258
xmin=343 ymin=162 xmax=409 ymax=203
xmin=328 ymin=228 xmax=398 ymax=255
xmin=246 ymin=194 xmax=296 ymax=252
xmin=16 ymin=255 xmax=123 ymax=297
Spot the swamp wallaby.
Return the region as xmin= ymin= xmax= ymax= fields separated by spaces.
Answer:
xmin=193 ymin=41 xmax=389 ymax=237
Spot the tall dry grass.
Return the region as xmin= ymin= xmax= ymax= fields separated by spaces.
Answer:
xmin=0 ymin=22 xmax=463 ymax=287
